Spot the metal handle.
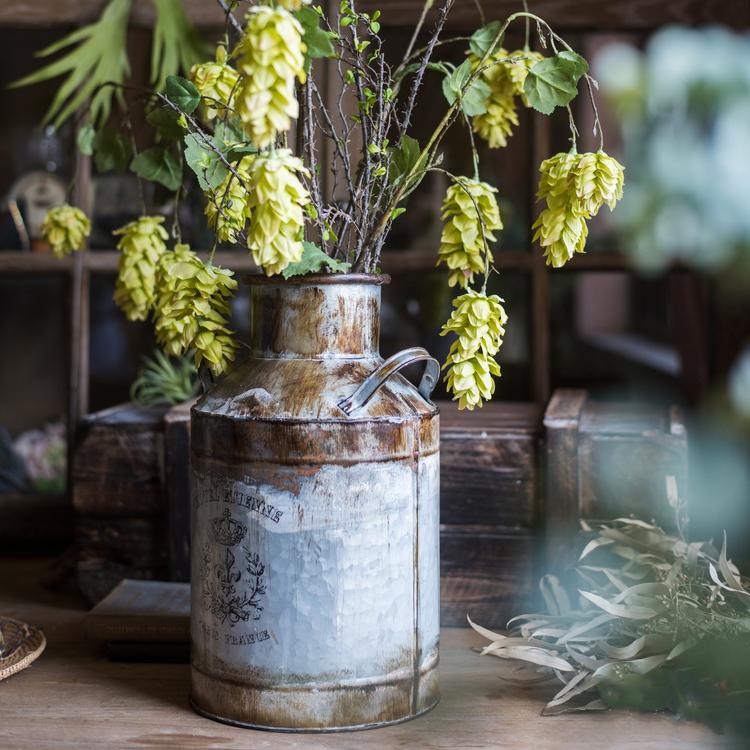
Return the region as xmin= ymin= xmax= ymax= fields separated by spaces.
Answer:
xmin=338 ymin=347 xmax=440 ymax=416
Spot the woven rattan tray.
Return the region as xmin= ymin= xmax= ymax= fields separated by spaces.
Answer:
xmin=0 ymin=617 xmax=46 ymax=680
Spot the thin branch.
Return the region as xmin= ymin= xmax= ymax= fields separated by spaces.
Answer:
xmin=215 ymin=0 xmax=244 ymax=36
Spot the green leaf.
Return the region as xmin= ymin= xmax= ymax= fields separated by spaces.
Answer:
xmin=146 ymin=106 xmax=185 ymax=141
xmin=165 ymin=75 xmax=201 ymax=113
xmin=76 ymin=124 xmax=96 ymax=156
xmin=183 ymin=133 xmax=229 ymax=191
xmin=93 ymin=128 xmax=131 ymax=173
xmin=281 ymin=242 xmax=351 ymax=279
xmin=469 ymin=21 xmax=504 ymax=58
xmin=130 ymin=146 xmax=182 ymax=191
xmin=523 ymin=52 xmax=588 ymax=115
xmin=296 ymin=6 xmax=336 ymax=73
xmin=389 ymin=135 xmax=421 ymax=186
xmin=442 ymin=59 xmax=492 ymax=117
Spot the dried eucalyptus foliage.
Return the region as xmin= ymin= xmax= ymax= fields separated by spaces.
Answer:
xmin=470 ymin=518 xmax=750 ymax=731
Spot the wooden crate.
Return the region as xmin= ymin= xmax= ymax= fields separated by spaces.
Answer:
xmin=544 ymin=389 xmax=688 ymax=569
xmin=72 ymin=403 xmax=191 ymax=603
xmin=439 ymin=401 xmax=542 ymax=627
xmin=72 ymin=400 xmax=544 ymax=625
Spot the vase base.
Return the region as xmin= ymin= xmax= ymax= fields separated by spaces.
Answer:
xmin=190 ymin=658 xmax=439 ymax=732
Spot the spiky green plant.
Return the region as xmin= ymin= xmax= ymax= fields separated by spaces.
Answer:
xmin=130 ymin=350 xmax=200 ymax=407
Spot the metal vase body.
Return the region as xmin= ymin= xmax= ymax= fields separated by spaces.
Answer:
xmin=190 ymin=274 xmax=440 ymax=731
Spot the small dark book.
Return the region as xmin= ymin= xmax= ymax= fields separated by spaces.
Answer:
xmin=85 ymin=579 xmax=190 ymax=643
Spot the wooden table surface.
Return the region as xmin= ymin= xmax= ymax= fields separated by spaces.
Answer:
xmin=0 ymin=559 xmax=733 ymax=750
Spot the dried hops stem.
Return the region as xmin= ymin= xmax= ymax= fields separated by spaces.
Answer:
xmin=245 ymin=149 xmax=310 ymax=276
xmin=153 ymin=245 xmax=238 ymax=376
xmin=234 ymin=6 xmax=306 ymax=148
xmin=533 ymin=150 xmax=624 ymax=267
xmin=189 ymin=45 xmax=239 ymax=121
xmin=41 ymin=204 xmax=91 ymax=258
xmin=113 ymin=215 xmax=168 ymax=321
xmin=437 ymin=178 xmax=502 ymax=289
xmin=440 ymin=290 xmax=508 ymax=410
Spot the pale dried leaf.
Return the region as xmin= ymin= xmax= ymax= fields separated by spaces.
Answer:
xmin=579 ymin=589 xmax=659 ymax=619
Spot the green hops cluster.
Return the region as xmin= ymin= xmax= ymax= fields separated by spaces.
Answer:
xmin=574 ymin=151 xmax=626 ymax=216
xmin=506 ymin=48 xmax=544 ymax=106
xmin=234 ymin=6 xmax=306 ymax=148
xmin=41 ymin=204 xmax=91 ymax=258
xmin=245 ymin=149 xmax=310 ymax=276
xmin=437 ymin=178 xmax=502 ymax=289
xmin=113 ymin=216 xmax=168 ymax=321
xmin=440 ymin=290 xmax=508 ymax=410
xmin=469 ymin=49 xmax=544 ymax=149
xmin=532 ymin=150 xmax=625 ymax=267
xmin=189 ymin=45 xmax=239 ymax=121
xmin=153 ymin=246 xmax=238 ymax=376
xmin=204 ymin=158 xmax=253 ymax=243
xmin=469 ymin=50 xmax=519 ymax=149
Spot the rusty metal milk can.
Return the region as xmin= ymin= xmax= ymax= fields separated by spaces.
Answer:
xmin=190 ymin=274 xmax=440 ymax=731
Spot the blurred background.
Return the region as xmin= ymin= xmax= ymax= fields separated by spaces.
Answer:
xmin=0 ymin=1 xmax=749 ymax=586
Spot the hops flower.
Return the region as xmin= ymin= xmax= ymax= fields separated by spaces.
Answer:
xmin=440 ymin=290 xmax=508 ymax=410
xmin=506 ymin=49 xmax=544 ymax=106
xmin=469 ymin=50 xmax=518 ymax=149
xmin=234 ymin=6 xmax=306 ymax=148
xmin=113 ymin=216 xmax=168 ymax=321
xmin=41 ymin=205 xmax=91 ymax=258
xmin=532 ymin=150 xmax=624 ymax=267
xmin=245 ymin=149 xmax=310 ymax=276
xmin=437 ymin=178 xmax=502 ymax=289
xmin=153 ymin=246 xmax=239 ymax=376
xmin=204 ymin=157 xmax=253 ymax=243
xmin=190 ymin=45 xmax=240 ymax=121
xmin=574 ymin=151 xmax=625 ymax=216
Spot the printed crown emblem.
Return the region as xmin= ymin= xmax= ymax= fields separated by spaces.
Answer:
xmin=212 ymin=509 xmax=247 ymax=546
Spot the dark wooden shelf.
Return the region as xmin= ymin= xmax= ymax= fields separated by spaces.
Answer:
xmin=1 ymin=0 xmax=746 ymax=30
xmin=0 ymin=249 xmax=632 ymax=275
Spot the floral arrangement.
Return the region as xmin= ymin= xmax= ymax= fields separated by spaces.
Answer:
xmin=35 ymin=0 xmax=624 ymax=408
xmin=470 ymin=516 xmax=750 ymax=731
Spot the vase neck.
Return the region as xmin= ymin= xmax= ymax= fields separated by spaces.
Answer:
xmin=248 ymin=279 xmax=382 ymax=359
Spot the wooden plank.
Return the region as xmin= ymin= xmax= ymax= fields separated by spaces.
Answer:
xmin=1 ymin=0 xmax=746 ymax=29
xmin=363 ymin=0 xmax=750 ymax=29
xmin=439 ymin=402 xmax=540 ymax=528
xmin=76 ymin=516 xmax=168 ymax=603
xmin=543 ymin=389 xmax=587 ymax=569
xmin=440 ymin=527 xmax=539 ymax=627
xmin=72 ymin=404 xmax=167 ymax=516
xmin=163 ymin=402 xmax=192 ymax=582
xmin=0 ymin=249 xmax=537 ymax=275
xmin=531 ymin=108 xmax=551 ymax=405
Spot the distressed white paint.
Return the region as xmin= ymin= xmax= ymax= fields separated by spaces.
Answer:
xmin=191 ymin=456 xmax=440 ymax=688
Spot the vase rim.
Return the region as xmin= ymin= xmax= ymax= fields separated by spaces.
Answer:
xmin=245 ymin=272 xmax=391 ymax=286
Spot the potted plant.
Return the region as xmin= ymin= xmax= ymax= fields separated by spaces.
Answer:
xmin=35 ymin=0 xmax=624 ymax=731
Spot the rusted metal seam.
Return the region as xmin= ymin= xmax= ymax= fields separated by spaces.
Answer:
xmin=191 ymin=653 xmax=439 ymax=691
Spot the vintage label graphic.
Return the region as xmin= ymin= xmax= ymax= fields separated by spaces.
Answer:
xmin=199 ymin=508 xmax=267 ymax=628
